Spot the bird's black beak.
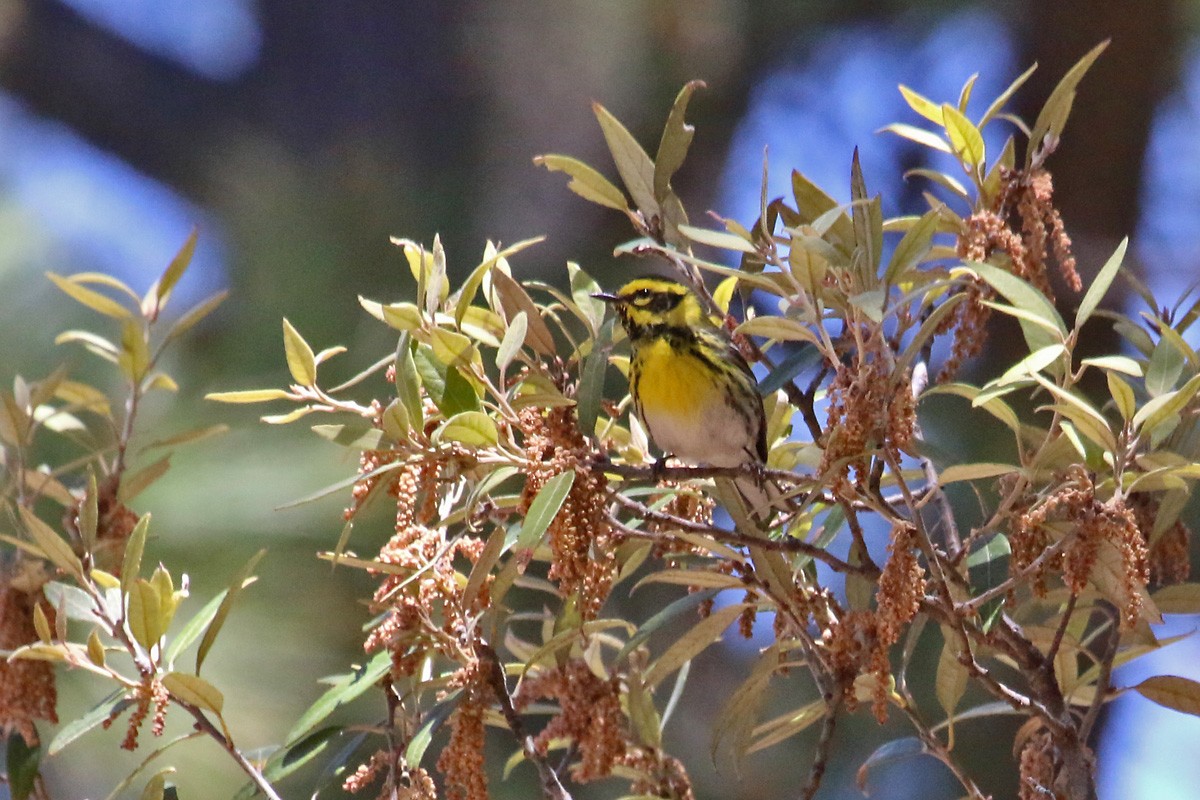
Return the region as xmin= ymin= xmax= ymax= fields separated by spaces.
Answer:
xmin=591 ymin=292 xmax=620 ymax=304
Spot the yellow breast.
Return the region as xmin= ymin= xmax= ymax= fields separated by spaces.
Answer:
xmin=633 ymin=339 xmax=722 ymax=424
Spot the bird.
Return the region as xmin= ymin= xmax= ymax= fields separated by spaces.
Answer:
xmin=592 ymin=276 xmax=780 ymax=523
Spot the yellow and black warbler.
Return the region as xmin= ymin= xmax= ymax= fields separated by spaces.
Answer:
xmin=594 ymin=276 xmax=779 ymax=520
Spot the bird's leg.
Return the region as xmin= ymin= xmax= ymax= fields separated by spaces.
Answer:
xmin=650 ymin=454 xmax=673 ymax=482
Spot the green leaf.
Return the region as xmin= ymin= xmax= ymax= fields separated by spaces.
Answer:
xmin=938 ymin=463 xmax=1019 ymax=485
xmin=121 ymin=514 xmax=151 ymax=594
xmin=676 ymin=224 xmax=756 ymax=254
xmin=515 ymin=471 xmax=575 ymax=554
xmin=163 ymin=290 xmax=229 ymax=347
xmin=311 ymin=422 xmax=385 ymax=450
xmin=791 ymin=169 xmax=855 ymax=249
xmin=489 ymin=268 xmax=556 ymax=355
xmin=966 ymin=533 xmax=1010 ymax=568
xmin=1108 ymin=372 xmax=1136 ymax=421
xmin=458 ymin=239 xmax=544 ymax=329
xmin=936 ymin=628 xmax=967 ymax=722
xmin=6 ymin=732 xmax=41 ymax=800
xmin=127 ymin=579 xmax=165 ymax=649
xmin=163 ymin=672 xmax=224 ymax=715
xmin=883 ymin=207 xmax=940 ymax=284
xmin=746 ymin=699 xmax=825 ymax=754
xmin=1133 ymin=675 xmax=1200 ymax=717
xmin=898 ymin=85 xmax=944 ymax=124
xmin=395 ymin=333 xmax=423 ymax=425
xmin=196 ymin=549 xmax=266 ymax=674
xmin=942 ymin=103 xmax=985 ymax=170
xmin=47 ymin=272 xmax=134 ymax=320
xmin=736 ymin=315 xmax=819 ymax=344
xmin=141 ymin=423 xmax=229 ymax=452
xmin=1076 ymin=236 xmax=1127 ymax=328
xmin=282 ymin=318 xmax=317 ymax=387
xmin=593 ymin=101 xmax=658 ymax=218
xmin=966 ymin=261 xmax=1065 ymax=351
xmin=1027 ymin=40 xmax=1109 ymax=166
xmin=1133 ymin=373 xmax=1200 ymax=433
xmin=857 ymin=737 xmax=927 ymax=793
xmin=49 ymin=691 xmax=131 ymax=755
xmin=877 ymin=122 xmax=951 ymax=153
xmin=205 ymin=388 xmax=293 ymax=404
xmin=164 ymin=588 xmax=230 ymax=668
xmin=644 ymin=602 xmax=747 ymax=689
xmin=495 ymin=311 xmax=527 ymax=374
xmin=153 ymin=226 xmax=198 ymax=310
xmin=576 ymin=316 xmax=613 ymax=438
xmin=439 ymin=411 xmax=498 ymax=447
xmin=979 ymin=62 xmax=1039 ymax=127
xmin=286 ymin=650 xmax=391 ymax=744
xmin=654 ymin=80 xmax=704 ymax=202
xmin=18 ymin=506 xmax=83 ymax=580
xmin=533 ymin=154 xmax=629 ymax=211
xmin=1145 ymin=334 xmax=1186 ymax=397
xmin=119 ymin=455 xmax=171 ymax=502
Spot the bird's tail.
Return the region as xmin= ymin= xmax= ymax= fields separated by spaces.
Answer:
xmin=715 ymin=473 xmax=788 ymax=532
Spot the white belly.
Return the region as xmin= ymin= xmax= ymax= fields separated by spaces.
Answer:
xmin=642 ymin=400 xmax=758 ymax=467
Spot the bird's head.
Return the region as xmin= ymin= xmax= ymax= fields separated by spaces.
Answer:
xmin=592 ymin=276 xmax=704 ymax=333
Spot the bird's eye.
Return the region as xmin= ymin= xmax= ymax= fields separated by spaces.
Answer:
xmin=635 ymin=288 xmax=653 ymax=299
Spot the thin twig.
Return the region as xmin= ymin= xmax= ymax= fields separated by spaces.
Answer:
xmin=177 ymin=702 xmax=283 ymax=800
xmin=1080 ymin=602 xmax=1120 ymax=741
xmin=799 ymin=697 xmax=841 ymax=800
xmin=608 ymin=495 xmax=876 ymax=576
xmin=475 ymin=642 xmax=573 ymax=800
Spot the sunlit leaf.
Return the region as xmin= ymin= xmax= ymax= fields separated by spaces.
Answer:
xmin=205 ymin=388 xmax=293 ymax=404
xmin=593 ymin=101 xmax=658 ymax=218
xmin=163 ymin=672 xmax=224 ymax=715
xmin=152 ymin=226 xmax=198 ymax=312
xmin=47 ymin=272 xmax=134 ymax=320
xmin=1027 ymin=40 xmax=1109 ymax=165
xmin=439 ymin=411 xmax=498 ymax=447
xmin=282 ymin=318 xmax=317 ymax=387
xmin=127 ymin=579 xmax=165 ymax=649
xmin=942 ymin=104 xmax=985 ymax=170
xmin=533 ymin=154 xmax=629 ymax=211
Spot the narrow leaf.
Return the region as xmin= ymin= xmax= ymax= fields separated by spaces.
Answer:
xmin=533 ymin=154 xmax=629 ymax=211
xmin=1076 ymin=236 xmax=1127 ymax=328
xmin=644 ymin=602 xmax=747 ymax=688
xmin=155 ymin=226 xmax=199 ymax=307
xmin=47 ymin=272 xmax=133 ymax=319
xmin=205 ymin=388 xmax=292 ymax=404
xmin=1134 ymin=675 xmax=1200 ymax=717
xmin=654 ymin=80 xmax=704 ymax=202
xmin=196 ymin=549 xmax=266 ymax=673
xmin=515 ymin=472 xmax=575 ymax=554
xmin=18 ymin=506 xmax=83 ymax=579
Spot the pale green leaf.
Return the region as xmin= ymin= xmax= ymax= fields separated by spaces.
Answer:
xmin=533 ymin=154 xmax=629 ymax=212
xmin=1076 ymin=237 xmax=1127 ymax=328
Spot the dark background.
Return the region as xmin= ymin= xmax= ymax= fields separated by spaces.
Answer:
xmin=1 ymin=0 xmax=1198 ymax=797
